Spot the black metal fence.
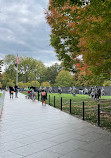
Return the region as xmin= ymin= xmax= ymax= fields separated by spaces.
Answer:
xmin=40 ymin=94 xmax=111 ymax=131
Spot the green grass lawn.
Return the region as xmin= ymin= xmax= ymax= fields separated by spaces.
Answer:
xmin=21 ymin=92 xmax=111 ymax=132
xmin=21 ymin=92 xmax=27 ymax=96
xmin=0 ymin=93 xmax=2 ymax=98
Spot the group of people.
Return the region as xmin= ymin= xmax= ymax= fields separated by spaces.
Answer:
xmin=48 ymin=86 xmax=105 ymax=101
xmin=68 ymin=87 xmax=76 ymax=96
xmin=9 ymin=85 xmax=47 ymax=105
xmin=9 ymin=86 xmax=18 ymax=99
xmin=26 ymin=87 xmax=47 ymax=105
xmin=89 ymin=87 xmax=105 ymax=100
xmin=26 ymin=87 xmax=36 ymax=100
xmin=9 ymin=85 xmax=105 ymax=103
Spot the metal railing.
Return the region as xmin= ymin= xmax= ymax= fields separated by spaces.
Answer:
xmin=45 ymin=95 xmax=111 ymax=131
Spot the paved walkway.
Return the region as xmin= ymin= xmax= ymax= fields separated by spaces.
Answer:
xmin=0 ymin=92 xmax=111 ymax=158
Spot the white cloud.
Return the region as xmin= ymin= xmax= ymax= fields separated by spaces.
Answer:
xmin=44 ymin=60 xmax=61 ymax=67
xmin=0 ymin=0 xmax=58 ymax=65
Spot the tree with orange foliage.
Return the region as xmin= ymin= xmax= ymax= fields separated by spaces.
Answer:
xmin=46 ymin=1 xmax=82 ymax=72
xmin=46 ymin=0 xmax=111 ymax=81
xmin=73 ymin=61 xmax=104 ymax=86
xmin=78 ymin=0 xmax=111 ymax=80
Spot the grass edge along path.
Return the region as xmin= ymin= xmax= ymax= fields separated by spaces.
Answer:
xmin=22 ymin=92 xmax=111 ymax=132
xmin=0 ymin=93 xmax=2 ymax=98
xmin=0 ymin=92 xmax=3 ymax=116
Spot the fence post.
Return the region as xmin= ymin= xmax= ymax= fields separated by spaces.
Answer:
xmin=83 ymin=101 xmax=85 ymax=120
xmin=98 ymin=104 xmax=100 ymax=126
xmin=49 ymin=95 xmax=50 ymax=105
xmin=54 ymin=96 xmax=55 ymax=107
xmin=61 ymin=97 xmax=62 ymax=111
xmin=70 ymin=99 xmax=71 ymax=113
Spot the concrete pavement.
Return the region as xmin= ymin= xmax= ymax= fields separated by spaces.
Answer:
xmin=0 ymin=92 xmax=111 ymax=158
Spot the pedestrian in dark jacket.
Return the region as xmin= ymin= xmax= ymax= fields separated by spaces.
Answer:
xmin=38 ymin=90 xmax=40 ymax=101
xmin=9 ymin=86 xmax=14 ymax=99
xmin=15 ymin=85 xmax=18 ymax=98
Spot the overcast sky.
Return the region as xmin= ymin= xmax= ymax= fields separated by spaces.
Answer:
xmin=0 ymin=0 xmax=60 ymax=66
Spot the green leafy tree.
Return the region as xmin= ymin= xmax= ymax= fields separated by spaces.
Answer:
xmin=19 ymin=57 xmax=36 ymax=82
xmin=73 ymin=62 xmax=104 ymax=86
xmin=31 ymin=81 xmax=40 ymax=88
xmin=26 ymin=82 xmax=31 ymax=88
xmin=45 ymin=63 xmax=62 ymax=84
xmin=46 ymin=5 xmax=80 ymax=72
xmin=50 ymin=0 xmax=84 ymax=7
xmin=19 ymin=56 xmax=46 ymax=82
xmin=103 ymin=80 xmax=111 ymax=86
xmin=18 ymin=82 xmax=24 ymax=88
xmin=4 ymin=54 xmax=17 ymax=83
xmin=73 ymin=73 xmax=104 ymax=87
xmin=79 ymin=0 xmax=111 ymax=78
xmin=55 ymin=70 xmax=73 ymax=87
xmin=2 ymin=72 xmax=8 ymax=88
xmin=3 ymin=55 xmax=47 ymax=86
xmin=46 ymin=0 xmax=111 ymax=80
xmin=41 ymin=82 xmax=50 ymax=87
xmin=5 ymin=65 xmax=16 ymax=83
xmin=4 ymin=54 xmax=16 ymax=66
xmin=7 ymin=81 xmax=14 ymax=87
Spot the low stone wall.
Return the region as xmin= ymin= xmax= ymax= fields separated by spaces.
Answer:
xmin=0 ymin=91 xmax=5 ymax=116
xmin=46 ymin=86 xmax=111 ymax=96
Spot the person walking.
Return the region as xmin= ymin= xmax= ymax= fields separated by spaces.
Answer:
xmin=27 ymin=87 xmax=30 ymax=95
xmin=38 ymin=90 xmax=40 ymax=101
xmin=9 ymin=86 xmax=14 ymax=99
xmin=14 ymin=85 xmax=18 ymax=98
xmin=41 ymin=89 xmax=47 ymax=105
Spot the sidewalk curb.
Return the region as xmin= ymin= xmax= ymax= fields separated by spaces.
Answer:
xmin=0 ymin=91 xmax=5 ymax=116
